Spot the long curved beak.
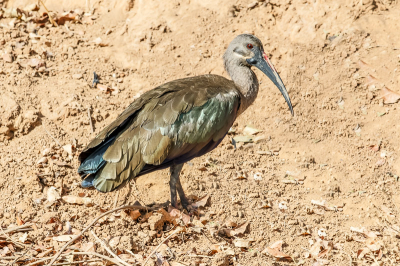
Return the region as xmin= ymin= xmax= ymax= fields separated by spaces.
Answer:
xmin=247 ymin=49 xmax=294 ymax=116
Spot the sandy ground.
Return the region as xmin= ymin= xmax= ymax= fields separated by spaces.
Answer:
xmin=1 ymin=0 xmax=400 ymax=265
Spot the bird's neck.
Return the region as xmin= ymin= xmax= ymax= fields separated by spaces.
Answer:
xmin=228 ymin=66 xmax=259 ymax=115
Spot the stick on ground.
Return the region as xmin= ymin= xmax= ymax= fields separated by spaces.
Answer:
xmin=27 ymin=252 xmax=123 ymax=266
xmin=143 ymin=227 xmax=180 ymax=266
xmin=90 ymin=230 xmax=131 ymax=266
xmin=39 ymin=0 xmax=58 ymax=27
xmin=87 ymin=106 xmax=94 ymax=133
xmin=47 ymin=205 xmax=156 ymax=266
xmin=2 ymin=223 xmax=33 ymax=234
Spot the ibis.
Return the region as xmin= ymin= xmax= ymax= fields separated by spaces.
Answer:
xmin=78 ymin=34 xmax=293 ymax=210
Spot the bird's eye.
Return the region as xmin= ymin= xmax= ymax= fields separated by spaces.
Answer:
xmin=247 ymin=43 xmax=253 ymax=49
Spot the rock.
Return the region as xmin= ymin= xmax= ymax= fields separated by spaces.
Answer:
xmin=0 ymin=126 xmax=13 ymax=140
xmin=247 ymin=2 xmax=258 ymax=8
xmin=224 ymin=163 xmax=234 ymax=169
xmin=47 ymin=187 xmax=61 ymax=203
xmin=3 ymin=53 xmax=13 ymax=63
xmin=109 ymin=236 xmax=120 ymax=248
xmin=72 ymin=74 xmax=83 ymax=79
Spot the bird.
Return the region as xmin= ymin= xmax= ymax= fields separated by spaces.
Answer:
xmin=78 ymin=34 xmax=293 ymax=210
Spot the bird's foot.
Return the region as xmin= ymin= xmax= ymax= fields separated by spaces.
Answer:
xmin=180 ymin=197 xmax=190 ymax=210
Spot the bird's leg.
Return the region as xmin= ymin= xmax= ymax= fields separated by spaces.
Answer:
xmin=170 ymin=163 xmax=190 ymax=210
xmin=169 ymin=165 xmax=179 ymax=209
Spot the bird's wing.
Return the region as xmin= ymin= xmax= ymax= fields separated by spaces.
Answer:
xmin=78 ymin=75 xmax=241 ymax=192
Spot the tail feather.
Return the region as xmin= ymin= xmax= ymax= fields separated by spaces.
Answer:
xmin=81 ymin=174 xmax=96 ymax=188
xmin=78 ymin=137 xmax=115 ymax=177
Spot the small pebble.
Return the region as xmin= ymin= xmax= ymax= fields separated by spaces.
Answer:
xmin=72 ymin=73 xmax=83 ymax=79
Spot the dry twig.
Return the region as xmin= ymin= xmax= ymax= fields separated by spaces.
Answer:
xmin=49 ymin=259 xmax=100 ymax=266
xmin=143 ymin=227 xmax=180 ymax=266
xmin=47 ymin=205 xmax=156 ymax=266
xmin=2 ymin=223 xmax=33 ymax=234
xmin=0 ymin=224 xmax=27 ymax=249
xmin=87 ymin=106 xmax=94 ymax=133
xmin=90 ymin=230 xmax=131 ymax=266
xmin=27 ymin=252 xmax=123 ymax=266
xmin=38 ymin=0 xmax=58 ymax=27
xmin=113 ymin=190 xmax=120 ymax=209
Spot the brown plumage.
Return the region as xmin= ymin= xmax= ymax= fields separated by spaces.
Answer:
xmin=78 ymin=34 xmax=293 ymax=209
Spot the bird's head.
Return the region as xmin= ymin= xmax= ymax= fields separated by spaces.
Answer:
xmin=224 ymin=34 xmax=294 ymax=116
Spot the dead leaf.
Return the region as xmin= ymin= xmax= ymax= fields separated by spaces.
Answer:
xmin=357 ymin=247 xmax=370 ymax=259
xmin=82 ymin=16 xmax=94 ymax=24
xmin=47 ymin=186 xmax=61 ymax=203
xmin=23 ymin=3 xmax=39 ymax=12
xmin=0 ymin=246 xmax=11 ymax=255
xmin=317 ymin=241 xmax=333 ymax=258
xmin=223 ymin=222 xmax=250 ymax=237
xmin=19 ymin=233 xmax=28 ymax=243
xmin=375 ymin=158 xmax=385 ymax=167
xmin=53 ymin=160 xmax=72 ymax=168
xmin=369 ymin=144 xmax=380 ymax=152
xmin=56 ymin=12 xmax=80 ymax=25
xmin=37 ymin=157 xmax=48 ymax=166
xmin=109 ymin=236 xmax=120 ymax=248
xmin=376 ymin=248 xmax=383 ymax=260
xmin=62 ymin=195 xmax=93 ymax=206
xmin=16 ymin=217 xmax=25 ymax=226
xmin=310 ymin=240 xmax=322 ymax=258
xmin=358 ymin=59 xmax=370 ymax=69
xmin=365 ymin=74 xmax=380 ymax=85
xmin=81 ymin=242 xmax=96 ymax=252
xmin=262 ymin=240 xmax=293 ymax=261
xmin=168 ymin=208 xmax=190 ymax=225
xmin=62 ymin=144 xmax=75 ymax=157
xmin=28 ymin=58 xmax=46 ymax=69
xmin=180 ymin=213 xmax=191 ymax=225
xmin=366 ymin=238 xmax=382 ymax=251
xmin=93 ymin=37 xmax=108 ymax=47
xmin=191 ymin=195 xmax=211 ymax=208
xmin=381 ymin=86 xmax=400 ymax=104
xmin=233 ymin=238 xmax=254 ymax=248
xmin=197 ymin=166 xmax=207 ymax=171
xmin=97 ymin=84 xmax=114 ymax=94
xmin=233 ymin=135 xmax=253 ymax=143
xmin=225 ymin=220 xmax=237 ymax=228
xmin=350 ymin=227 xmax=378 ymax=239
xmin=53 ymin=235 xmax=74 ymax=242
xmin=128 ymin=210 xmax=141 ymax=221
xmin=243 ymin=125 xmax=262 ymax=135
xmin=381 ymin=205 xmax=395 ymax=218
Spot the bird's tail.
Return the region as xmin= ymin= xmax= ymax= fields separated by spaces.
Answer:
xmin=81 ymin=174 xmax=96 ymax=188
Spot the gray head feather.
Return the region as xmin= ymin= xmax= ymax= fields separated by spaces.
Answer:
xmin=223 ymin=34 xmax=263 ymax=113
